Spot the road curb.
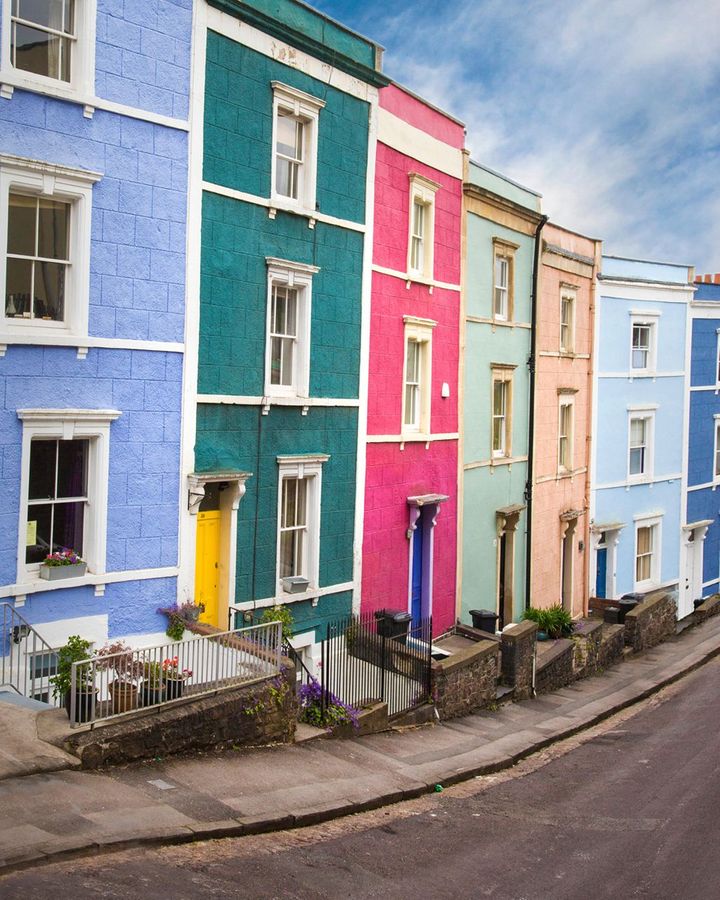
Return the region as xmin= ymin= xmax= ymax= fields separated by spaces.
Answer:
xmin=2 ymin=635 xmax=720 ymax=878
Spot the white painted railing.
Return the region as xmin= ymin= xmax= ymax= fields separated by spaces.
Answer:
xmin=69 ymin=621 xmax=282 ymax=728
xmin=0 ymin=603 xmax=62 ymax=707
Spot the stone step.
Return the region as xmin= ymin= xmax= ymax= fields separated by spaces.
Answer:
xmin=294 ymin=722 xmax=329 ymax=743
xmin=495 ymin=684 xmax=515 ymax=705
xmin=0 ymin=690 xmax=53 ymax=711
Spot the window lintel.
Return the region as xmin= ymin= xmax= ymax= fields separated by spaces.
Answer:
xmin=271 ymin=81 xmax=326 ymax=115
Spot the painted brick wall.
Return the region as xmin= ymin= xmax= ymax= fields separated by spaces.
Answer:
xmin=373 ymin=143 xmax=462 ymax=286
xmin=0 ymin=93 xmax=188 ymax=344
xmin=690 ymin=318 xmax=718 ymax=387
xmin=204 ymin=33 xmax=369 ymax=224
xmin=687 ymin=490 xmax=720 ymax=592
xmin=363 ymin=442 xmax=457 ymax=634
xmin=95 ymin=0 xmax=192 ymax=120
xmin=199 ymin=193 xmax=363 ymax=398
xmin=196 ymin=404 xmax=358 ymax=600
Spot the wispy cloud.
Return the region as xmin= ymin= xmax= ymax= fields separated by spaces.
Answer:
xmin=315 ymin=0 xmax=720 ymax=270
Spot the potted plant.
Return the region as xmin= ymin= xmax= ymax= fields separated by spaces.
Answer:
xmin=162 ymin=656 xmax=192 ymax=700
xmin=95 ymin=641 xmax=142 ymax=714
xmin=141 ymin=660 xmax=165 ymax=706
xmin=50 ymin=635 xmax=95 ymax=723
xmin=40 ymin=548 xmax=87 ymax=581
xmin=157 ymin=601 xmax=205 ymax=641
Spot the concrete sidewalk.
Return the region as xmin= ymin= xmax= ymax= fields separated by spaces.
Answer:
xmin=2 ymin=615 xmax=720 ymax=875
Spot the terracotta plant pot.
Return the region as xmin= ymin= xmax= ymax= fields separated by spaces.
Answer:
xmin=109 ymin=680 xmax=139 ymax=714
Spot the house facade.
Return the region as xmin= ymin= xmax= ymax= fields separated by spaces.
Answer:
xmin=361 ymin=83 xmax=464 ymax=635
xmin=686 ymin=274 xmax=720 ymax=602
xmin=459 ymin=161 xmax=543 ymax=628
xmin=591 ymin=256 xmax=694 ymax=617
xmin=0 ymin=1 xmax=192 ymax=662
xmin=530 ymin=224 xmax=600 ymax=618
xmin=179 ymin=0 xmax=386 ymax=668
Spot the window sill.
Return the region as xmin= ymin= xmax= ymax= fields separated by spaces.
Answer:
xmin=404 ymin=273 xmax=434 ymax=292
xmin=276 ymin=587 xmax=321 ymax=607
xmin=2 ymin=565 xmax=180 ymax=603
xmin=268 ymin=197 xmax=317 ymax=228
xmin=0 ymin=325 xmax=92 ymax=359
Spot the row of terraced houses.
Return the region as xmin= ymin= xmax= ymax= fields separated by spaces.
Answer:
xmin=1 ymin=0 xmax=717 ymax=681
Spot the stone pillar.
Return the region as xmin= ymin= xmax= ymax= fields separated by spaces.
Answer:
xmin=501 ymin=619 xmax=537 ymax=700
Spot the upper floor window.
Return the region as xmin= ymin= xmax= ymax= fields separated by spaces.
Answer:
xmin=492 ymin=237 xmax=518 ymax=322
xmin=402 ymin=316 xmax=435 ymax=435
xmin=407 ymin=173 xmax=439 ymax=281
xmin=560 ymin=288 xmax=576 ymax=353
xmin=264 ymin=257 xmax=319 ymax=399
xmin=628 ymin=408 xmax=655 ymax=481
xmin=1 ymin=154 xmax=100 ymax=341
xmin=558 ymin=397 xmax=574 ymax=472
xmin=2 ymin=0 xmax=97 ymax=97
xmin=491 ymin=365 xmax=514 ymax=458
xmin=276 ymin=454 xmax=328 ymax=595
xmin=629 ymin=311 xmax=659 ymax=374
xmin=270 ymin=82 xmax=325 ymax=214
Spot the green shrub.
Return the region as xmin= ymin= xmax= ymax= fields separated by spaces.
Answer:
xmin=260 ymin=604 xmax=294 ymax=641
xmin=524 ymin=605 xmax=574 ymax=639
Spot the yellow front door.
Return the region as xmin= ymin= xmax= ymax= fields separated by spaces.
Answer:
xmin=195 ymin=510 xmax=221 ymax=627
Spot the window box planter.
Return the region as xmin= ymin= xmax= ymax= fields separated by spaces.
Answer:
xmin=282 ymin=576 xmax=309 ymax=594
xmin=40 ymin=562 xmax=87 ymax=581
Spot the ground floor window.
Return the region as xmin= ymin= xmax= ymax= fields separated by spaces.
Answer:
xmin=276 ymin=454 xmax=328 ymax=595
xmin=634 ymin=516 xmax=661 ymax=589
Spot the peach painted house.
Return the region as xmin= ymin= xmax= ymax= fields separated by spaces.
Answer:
xmin=529 ymin=224 xmax=601 ymax=618
xmin=361 ymin=84 xmax=464 ymax=635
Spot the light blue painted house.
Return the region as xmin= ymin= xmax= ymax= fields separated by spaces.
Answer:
xmin=590 ymin=256 xmax=695 ymax=618
xmin=0 ymin=0 xmax=192 ymax=678
xmin=687 ymin=277 xmax=720 ymax=603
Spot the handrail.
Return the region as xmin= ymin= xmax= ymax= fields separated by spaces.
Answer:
xmin=0 ymin=602 xmax=61 ymax=706
xmin=282 ymin=638 xmax=314 ymax=684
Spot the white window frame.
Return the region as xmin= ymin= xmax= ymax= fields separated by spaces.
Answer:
xmin=0 ymin=154 xmax=100 ymax=343
xmin=492 ymin=238 xmax=518 ymax=322
xmin=558 ymin=395 xmax=574 ymax=473
xmin=491 ymin=366 xmax=514 ymax=458
xmin=627 ymin=407 xmax=656 ymax=483
xmin=714 ymin=415 xmax=720 ymax=485
xmin=634 ymin=514 xmax=662 ymax=591
xmin=270 ymin=81 xmax=325 ymax=216
xmin=629 ymin=311 xmax=660 ymax=375
xmin=264 ymin=257 xmax=319 ymax=399
xmin=402 ymin=315 xmax=435 ymax=436
xmin=16 ymin=408 xmax=120 ymax=585
xmin=275 ymin=454 xmax=328 ymax=596
xmin=0 ymin=0 xmax=97 ymax=101
xmin=406 ymin=173 xmax=440 ymax=281
xmin=560 ymin=286 xmax=576 ymax=353
xmin=715 ymin=330 xmax=720 ymax=387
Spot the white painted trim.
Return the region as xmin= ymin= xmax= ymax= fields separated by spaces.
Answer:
xmin=464 ymin=455 xmax=529 ymax=470
xmin=627 ymin=408 xmax=655 ymax=483
xmin=406 ymin=173 xmax=439 ymax=282
xmin=560 ymin=286 xmax=577 ymax=354
xmin=402 ymin=318 xmax=435 ymax=436
xmin=702 ymin=579 xmax=720 ymax=589
xmin=687 ymin=481 xmax=719 ymax=493
xmin=197 ymin=394 xmax=360 ymax=408
xmin=599 ymin=282 xmax=693 ymax=299
xmin=353 ymin=95 xmax=377 ymax=615
xmin=0 ymin=334 xmax=184 ymax=354
xmin=229 ymin=581 xmax=356 ymax=612
xmin=629 ymin=313 xmax=658 ymax=376
xmin=627 ymin=403 xmax=659 ymax=411
xmin=0 ymin=565 xmax=179 ymax=600
xmin=206 ymin=5 xmax=379 ymax=104
xmin=539 ymin=350 xmax=590 ymax=359
xmin=270 ymin=81 xmax=323 ymax=217
xmin=177 ymin=0 xmax=207 ymax=607
xmin=557 ymin=393 xmax=575 ymax=473
xmin=688 ymin=385 xmax=720 ymax=392
xmin=276 ymin=457 xmax=325 ymax=595
xmin=594 ymin=474 xmax=682 ymax=491
xmin=690 ymin=306 xmax=720 ymax=318
xmin=367 ymin=432 xmax=459 ymax=444
xmin=628 ymin=308 xmax=662 ymax=317
xmin=202 ymin=179 xmax=365 ymax=233
xmin=598 ymin=371 xmax=685 ymax=379
xmin=372 ymin=263 xmax=460 ymax=292
xmin=377 ymin=108 xmax=463 ymax=179
xmin=633 ymin=514 xmax=662 ymax=592
xmin=465 ymin=314 xmax=531 ymax=329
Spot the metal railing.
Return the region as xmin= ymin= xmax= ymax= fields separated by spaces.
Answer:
xmin=0 ymin=603 xmax=61 ymax=706
xmin=69 ymin=620 xmax=283 ymax=728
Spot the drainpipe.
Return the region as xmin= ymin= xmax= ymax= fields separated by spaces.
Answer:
xmin=524 ymin=214 xmax=549 ymax=611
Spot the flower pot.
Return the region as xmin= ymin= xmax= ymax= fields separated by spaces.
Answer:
xmin=141 ymin=684 xmax=165 ymax=707
xmin=109 ymin=680 xmax=139 ymax=714
xmin=64 ymin=688 xmax=97 ymax=723
xmin=40 ymin=562 xmax=87 ymax=581
xmin=164 ymin=677 xmax=184 ymax=700
xmin=537 ymin=630 xmax=549 ymax=642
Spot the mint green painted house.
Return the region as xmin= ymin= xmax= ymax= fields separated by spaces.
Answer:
xmin=180 ymin=0 xmax=387 ymax=667
xmin=460 ymin=161 xmax=543 ymax=628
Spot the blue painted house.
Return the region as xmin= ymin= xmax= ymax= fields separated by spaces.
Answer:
xmin=0 ymin=0 xmax=192 ymax=673
xmin=590 ymin=256 xmax=695 ymax=618
xmin=686 ymin=276 xmax=720 ymax=603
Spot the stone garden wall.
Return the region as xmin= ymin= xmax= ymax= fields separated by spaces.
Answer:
xmin=500 ymin=620 xmax=537 ymax=700
xmin=624 ymin=590 xmax=676 ymax=652
xmin=431 ymin=639 xmax=499 ymax=720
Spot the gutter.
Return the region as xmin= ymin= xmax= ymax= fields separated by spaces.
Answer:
xmin=524 ymin=214 xmax=549 ymax=610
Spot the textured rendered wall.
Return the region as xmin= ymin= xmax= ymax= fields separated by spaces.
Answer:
xmin=204 ymin=33 xmax=369 ymax=224
xmin=530 ymin=225 xmax=596 ymax=616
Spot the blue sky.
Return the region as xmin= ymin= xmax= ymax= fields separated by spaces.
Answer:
xmin=313 ymin=0 xmax=720 ymax=273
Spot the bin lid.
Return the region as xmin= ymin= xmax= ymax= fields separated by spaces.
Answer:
xmin=391 ymin=612 xmax=413 ymax=623
xmin=469 ymin=609 xmax=499 ymax=618
xmin=620 ymin=592 xmax=644 ymax=601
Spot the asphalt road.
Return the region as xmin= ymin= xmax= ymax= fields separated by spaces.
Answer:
xmin=3 ymin=658 xmax=720 ymax=900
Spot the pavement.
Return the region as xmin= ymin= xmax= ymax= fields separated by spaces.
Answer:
xmin=0 ymin=694 xmax=79 ymax=781
xmin=1 ymin=614 xmax=720 ymax=876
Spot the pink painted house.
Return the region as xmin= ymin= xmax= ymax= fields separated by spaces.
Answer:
xmin=361 ymin=84 xmax=464 ymax=635
xmin=530 ymin=223 xmax=601 ymax=618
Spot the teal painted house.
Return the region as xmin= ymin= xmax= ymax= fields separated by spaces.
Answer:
xmin=459 ymin=161 xmax=543 ymax=628
xmin=179 ymin=0 xmax=386 ymax=669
